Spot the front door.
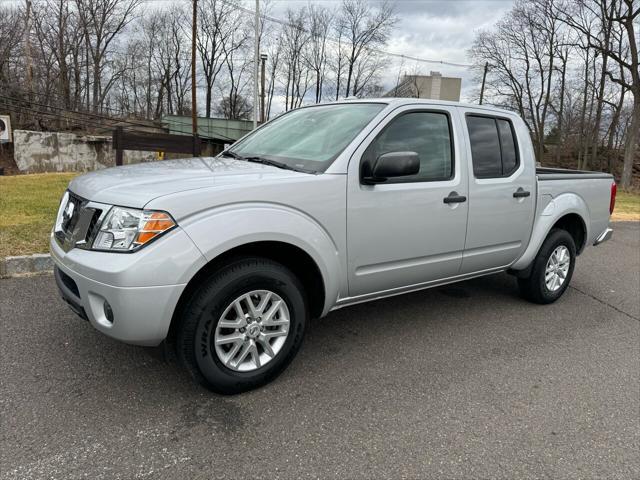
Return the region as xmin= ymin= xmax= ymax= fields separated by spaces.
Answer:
xmin=346 ymin=105 xmax=469 ymax=298
xmin=459 ymin=108 xmax=536 ymax=273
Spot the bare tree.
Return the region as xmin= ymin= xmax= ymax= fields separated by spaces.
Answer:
xmin=75 ymin=0 xmax=140 ymax=112
xmin=350 ymin=47 xmax=385 ymax=97
xmin=197 ymin=0 xmax=243 ymax=118
xmin=30 ymin=0 xmax=84 ymax=109
xmin=558 ymin=0 xmax=639 ymax=187
xmin=280 ymin=7 xmax=310 ymax=110
xmin=337 ymin=0 xmax=396 ymax=97
xmin=471 ymin=0 xmax=561 ymax=162
xmin=265 ymin=32 xmax=283 ymax=120
xmin=0 ymin=7 xmax=24 ymax=87
xmin=304 ymin=3 xmax=332 ymax=103
xmin=220 ymin=19 xmax=252 ymax=120
xmin=331 ymin=22 xmax=347 ymax=100
xmin=215 ymin=94 xmax=251 ymax=120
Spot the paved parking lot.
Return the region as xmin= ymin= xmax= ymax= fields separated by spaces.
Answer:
xmin=1 ymin=223 xmax=638 ymax=479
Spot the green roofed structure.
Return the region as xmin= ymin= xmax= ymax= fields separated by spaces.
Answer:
xmin=162 ymin=116 xmax=254 ymax=145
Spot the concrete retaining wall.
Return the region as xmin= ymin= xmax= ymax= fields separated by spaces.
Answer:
xmin=13 ymin=130 xmax=156 ymax=173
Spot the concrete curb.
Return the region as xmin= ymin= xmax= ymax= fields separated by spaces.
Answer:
xmin=0 ymin=254 xmax=53 ymax=278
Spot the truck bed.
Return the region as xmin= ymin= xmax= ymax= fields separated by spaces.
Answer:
xmin=536 ymin=167 xmax=613 ymax=181
xmin=534 ymin=167 xmax=613 ymax=250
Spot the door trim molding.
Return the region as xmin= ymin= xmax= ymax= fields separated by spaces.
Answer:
xmin=333 ymin=265 xmax=508 ymax=310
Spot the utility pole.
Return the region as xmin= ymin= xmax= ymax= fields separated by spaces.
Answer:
xmin=479 ymin=62 xmax=489 ymax=105
xmin=191 ymin=0 xmax=198 ymax=140
xmin=253 ymin=0 xmax=259 ymax=129
xmin=260 ymin=53 xmax=267 ymax=123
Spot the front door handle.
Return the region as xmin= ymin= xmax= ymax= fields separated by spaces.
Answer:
xmin=513 ymin=187 xmax=531 ymax=198
xmin=443 ymin=191 xmax=467 ymax=204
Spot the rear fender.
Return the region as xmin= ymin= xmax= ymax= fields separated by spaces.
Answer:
xmin=511 ymin=193 xmax=589 ymax=271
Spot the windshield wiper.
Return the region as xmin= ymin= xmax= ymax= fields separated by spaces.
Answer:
xmin=242 ymin=156 xmax=297 ymax=171
xmin=221 ymin=151 xmax=313 ymax=174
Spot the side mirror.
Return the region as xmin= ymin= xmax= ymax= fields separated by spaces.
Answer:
xmin=362 ymin=151 xmax=420 ymax=184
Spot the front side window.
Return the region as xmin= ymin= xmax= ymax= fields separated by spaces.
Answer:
xmin=466 ymin=115 xmax=519 ymax=178
xmin=362 ymin=111 xmax=453 ymax=182
xmin=228 ymin=103 xmax=386 ymax=173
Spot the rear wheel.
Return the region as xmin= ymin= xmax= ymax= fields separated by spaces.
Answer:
xmin=177 ymin=257 xmax=307 ymax=394
xmin=518 ymin=228 xmax=576 ymax=304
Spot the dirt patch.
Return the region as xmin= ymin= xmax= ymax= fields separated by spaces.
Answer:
xmin=611 ymin=212 xmax=640 ymax=222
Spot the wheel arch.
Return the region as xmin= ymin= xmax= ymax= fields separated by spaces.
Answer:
xmin=167 ymin=240 xmax=327 ymax=343
xmin=511 ymin=193 xmax=590 ymax=272
xmin=551 ymin=213 xmax=587 ymax=254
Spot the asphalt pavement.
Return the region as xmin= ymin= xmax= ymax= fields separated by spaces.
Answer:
xmin=1 ymin=223 xmax=638 ymax=479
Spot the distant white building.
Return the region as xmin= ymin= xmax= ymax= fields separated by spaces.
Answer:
xmin=384 ymin=71 xmax=462 ymax=101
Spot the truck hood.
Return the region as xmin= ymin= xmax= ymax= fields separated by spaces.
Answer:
xmin=69 ymin=157 xmax=310 ymax=208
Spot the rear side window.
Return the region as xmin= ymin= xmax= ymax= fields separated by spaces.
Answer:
xmin=497 ymin=119 xmax=518 ymax=175
xmin=466 ymin=115 xmax=519 ymax=178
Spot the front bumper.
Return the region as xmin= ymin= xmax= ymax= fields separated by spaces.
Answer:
xmin=50 ymin=229 xmax=206 ymax=346
xmin=593 ymin=227 xmax=613 ymax=246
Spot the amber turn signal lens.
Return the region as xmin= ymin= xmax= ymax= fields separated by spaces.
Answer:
xmin=133 ymin=212 xmax=176 ymax=246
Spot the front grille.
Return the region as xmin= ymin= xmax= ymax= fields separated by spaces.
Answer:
xmin=85 ymin=208 xmax=103 ymax=244
xmin=54 ymin=191 xmax=103 ymax=252
xmin=60 ymin=192 xmax=84 ymax=235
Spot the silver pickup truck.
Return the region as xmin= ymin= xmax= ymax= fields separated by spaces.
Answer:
xmin=51 ymin=99 xmax=616 ymax=393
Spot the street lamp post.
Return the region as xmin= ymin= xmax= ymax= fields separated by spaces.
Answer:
xmin=253 ymin=0 xmax=259 ymax=129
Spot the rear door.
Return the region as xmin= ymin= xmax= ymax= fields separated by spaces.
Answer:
xmin=346 ymin=104 xmax=469 ymax=297
xmin=459 ymin=108 xmax=536 ymax=273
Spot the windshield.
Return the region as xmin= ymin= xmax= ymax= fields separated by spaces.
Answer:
xmin=227 ymin=103 xmax=386 ymax=172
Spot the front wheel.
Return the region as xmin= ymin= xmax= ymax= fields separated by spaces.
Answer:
xmin=177 ymin=257 xmax=307 ymax=394
xmin=518 ymin=228 xmax=576 ymax=304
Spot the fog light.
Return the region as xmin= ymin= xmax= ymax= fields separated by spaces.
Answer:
xmin=103 ymin=301 xmax=114 ymax=323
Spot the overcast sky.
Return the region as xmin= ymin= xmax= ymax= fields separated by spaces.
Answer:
xmin=268 ymin=0 xmax=516 ymax=105
xmin=2 ymin=0 xmax=517 ymax=109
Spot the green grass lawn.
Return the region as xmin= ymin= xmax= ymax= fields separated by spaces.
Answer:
xmin=613 ymin=190 xmax=640 ymax=221
xmin=0 ymin=173 xmax=77 ymax=257
xmin=0 ymin=173 xmax=638 ymax=257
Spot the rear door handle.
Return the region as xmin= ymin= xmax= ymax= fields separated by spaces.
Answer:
xmin=443 ymin=191 xmax=467 ymax=204
xmin=513 ymin=188 xmax=531 ymax=198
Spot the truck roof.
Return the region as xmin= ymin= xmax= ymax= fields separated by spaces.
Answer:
xmin=321 ymin=97 xmax=517 ymax=116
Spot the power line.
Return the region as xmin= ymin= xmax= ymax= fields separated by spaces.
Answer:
xmin=1 ymin=93 xmax=238 ymax=141
xmin=220 ymin=0 xmax=473 ymax=68
xmin=0 ymin=93 xmax=166 ymax=131
xmin=4 ymin=86 xmax=249 ymax=138
xmin=1 ymin=0 xmax=472 ymax=68
xmin=5 ymin=104 xmax=118 ymax=133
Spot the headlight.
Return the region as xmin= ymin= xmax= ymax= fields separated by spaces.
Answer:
xmin=92 ymin=207 xmax=176 ymax=252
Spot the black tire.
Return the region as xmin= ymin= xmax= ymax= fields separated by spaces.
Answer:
xmin=176 ymin=257 xmax=307 ymax=394
xmin=518 ymin=228 xmax=576 ymax=304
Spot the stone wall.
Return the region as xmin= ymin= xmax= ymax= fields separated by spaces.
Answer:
xmin=13 ymin=130 xmax=156 ymax=173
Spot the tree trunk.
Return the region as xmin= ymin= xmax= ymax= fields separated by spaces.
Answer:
xmin=345 ymin=49 xmax=355 ymax=97
xmin=555 ymin=59 xmax=567 ymax=164
xmin=577 ymin=51 xmax=589 ymax=169
xmin=620 ymin=93 xmax=639 ymax=188
xmin=92 ymin=60 xmax=101 ymax=113
xmin=590 ymin=54 xmax=608 ymax=169
xmin=606 ymin=83 xmax=626 ymax=172
xmin=205 ymin=82 xmax=212 ymax=118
